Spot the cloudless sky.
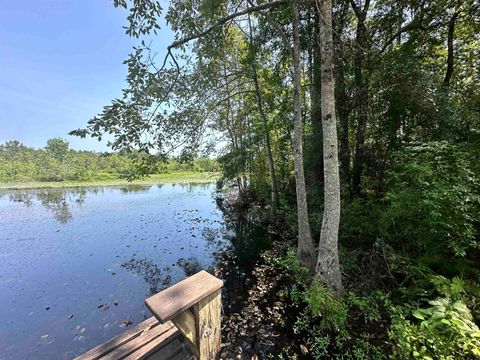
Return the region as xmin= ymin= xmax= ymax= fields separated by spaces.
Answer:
xmin=0 ymin=0 xmax=174 ymax=151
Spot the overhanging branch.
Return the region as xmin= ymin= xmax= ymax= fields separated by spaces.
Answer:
xmin=167 ymin=0 xmax=289 ymax=51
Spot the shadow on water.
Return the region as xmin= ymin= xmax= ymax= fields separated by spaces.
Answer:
xmin=215 ymin=195 xmax=274 ymax=315
xmin=117 ymin=188 xmax=272 ymax=315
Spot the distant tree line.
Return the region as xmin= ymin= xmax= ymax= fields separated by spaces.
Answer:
xmin=0 ymin=139 xmax=218 ymax=182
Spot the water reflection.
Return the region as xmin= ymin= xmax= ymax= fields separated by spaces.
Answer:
xmin=121 ymin=256 xmax=208 ymax=294
xmin=121 ymin=258 xmax=171 ymax=295
xmin=8 ymin=192 xmax=33 ymax=206
xmin=1 ymin=183 xmax=216 ymax=224
xmin=225 ymin=212 xmax=272 ymax=270
xmin=119 ymin=185 xmax=152 ymax=193
xmin=173 ymin=182 xmax=214 ymax=192
xmin=176 ymin=257 xmax=203 ymax=277
xmin=7 ymin=189 xmax=89 ymax=223
xmin=216 ymin=200 xmax=274 ymax=315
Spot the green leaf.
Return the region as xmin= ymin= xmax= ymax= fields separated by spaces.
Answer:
xmin=413 ymin=310 xmax=425 ymax=320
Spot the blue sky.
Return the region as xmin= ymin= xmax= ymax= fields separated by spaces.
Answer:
xmin=0 ymin=0 xmax=174 ymax=151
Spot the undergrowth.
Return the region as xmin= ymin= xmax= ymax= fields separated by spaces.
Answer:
xmin=271 ymin=248 xmax=480 ymax=359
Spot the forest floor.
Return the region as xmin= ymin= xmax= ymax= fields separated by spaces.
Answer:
xmin=0 ymin=171 xmax=220 ymax=190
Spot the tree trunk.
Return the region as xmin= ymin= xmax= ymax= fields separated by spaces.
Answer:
xmin=336 ymin=63 xmax=350 ymax=183
xmin=333 ymin=0 xmax=351 ymax=183
xmin=443 ymin=12 xmax=459 ymax=86
xmin=316 ymin=0 xmax=342 ymax=295
xmin=292 ymin=0 xmax=316 ymax=272
xmin=350 ymin=1 xmax=370 ymax=198
xmin=309 ymin=12 xmax=324 ymax=186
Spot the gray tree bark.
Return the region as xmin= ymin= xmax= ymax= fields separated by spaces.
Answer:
xmin=292 ymin=0 xmax=316 ymax=272
xmin=315 ymin=0 xmax=343 ymax=294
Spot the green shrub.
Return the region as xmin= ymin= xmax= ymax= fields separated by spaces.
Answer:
xmin=380 ymin=141 xmax=480 ymax=258
xmin=274 ymin=248 xmax=347 ymax=332
xmin=390 ymin=276 xmax=480 ymax=359
xmin=274 ymin=248 xmax=389 ymax=359
xmin=340 ymin=199 xmax=382 ymax=249
xmin=391 ymin=298 xmax=480 ymax=359
xmin=301 ymin=281 xmax=348 ymax=332
xmin=273 ymin=247 xmax=310 ymax=286
xmin=347 ymin=291 xmax=383 ymax=323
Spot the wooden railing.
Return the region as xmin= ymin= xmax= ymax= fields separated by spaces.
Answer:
xmin=145 ymin=270 xmax=223 ymax=360
xmin=76 ymin=270 xmax=223 ymax=360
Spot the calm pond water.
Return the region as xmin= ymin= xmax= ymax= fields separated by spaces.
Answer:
xmin=0 ymin=183 xmax=268 ymax=360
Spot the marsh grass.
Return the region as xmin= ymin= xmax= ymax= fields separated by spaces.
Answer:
xmin=0 ymin=171 xmax=220 ymax=190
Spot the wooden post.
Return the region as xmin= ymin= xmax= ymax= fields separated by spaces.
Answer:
xmin=145 ymin=270 xmax=223 ymax=360
xmin=192 ymin=289 xmax=221 ymax=359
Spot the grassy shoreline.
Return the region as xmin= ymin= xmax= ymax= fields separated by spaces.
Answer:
xmin=0 ymin=172 xmax=220 ymax=190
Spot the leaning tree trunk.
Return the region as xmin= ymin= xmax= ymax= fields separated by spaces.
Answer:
xmin=316 ymin=0 xmax=343 ymax=295
xmin=292 ymin=0 xmax=316 ymax=272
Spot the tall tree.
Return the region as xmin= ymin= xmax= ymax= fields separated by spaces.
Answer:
xmin=334 ymin=0 xmax=352 ymax=183
xmin=315 ymin=0 xmax=343 ymax=294
xmin=350 ymin=0 xmax=370 ymax=197
xmin=45 ymin=138 xmax=69 ymax=164
xmin=72 ymin=0 xmax=318 ymax=270
xmin=292 ymin=0 xmax=316 ymax=272
xmin=307 ymin=11 xmax=324 ymax=187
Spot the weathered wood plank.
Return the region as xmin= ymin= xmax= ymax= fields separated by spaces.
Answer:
xmin=74 ymin=317 xmax=160 ymax=360
xmin=145 ymin=270 xmax=223 ymax=322
xmin=100 ymin=322 xmax=177 ymax=360
xmin=122 ymin=327 xmax=180 ymax=360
